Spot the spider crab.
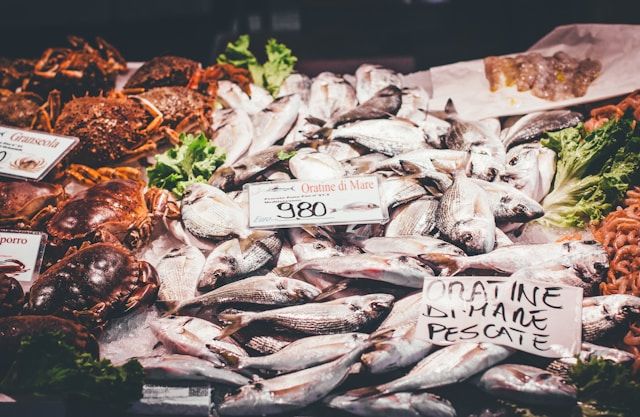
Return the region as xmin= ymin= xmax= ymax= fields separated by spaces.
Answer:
xmin=0 ymin=57 xmax=35 ymax=90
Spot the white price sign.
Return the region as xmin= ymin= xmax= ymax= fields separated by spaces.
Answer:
xmin=0 ymin=229 xmax=47 ymax=285
xmin=247 ymin=175 xmax=388 ymax=228
xmin=416 ymin=276 xmax=583 ymax=358
xmin=0 ymin=125 xmax=78 ymax=181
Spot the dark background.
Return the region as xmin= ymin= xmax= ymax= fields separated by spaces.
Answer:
xmin=1 ymin=0 xmax=639 ymax=75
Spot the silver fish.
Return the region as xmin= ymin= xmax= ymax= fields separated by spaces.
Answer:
xmin=501 ymin=143 xmax=556 ymax=202
xmin=363 ymin=323 xmax=433 ymax=374
xmin=467 ymin=149 xmax=504 ymax=182
xmin=380 ymin=176 xmax=428 ymax=209
xmin=474 ymin=364 xmax=576 ymax=406
xmin=211 ymin=108 xmax=254 ymax=167
xmin=289 ymin=150 xmax=344 ymax=180
xmin=328 ymin=119 xmax=430 ymax=156
xmin=217 ymin=80 xmax=272 ymax=115
xmin=470 ymin=178 xmax=545 ymax=223
xmin=355 ymin=64 xmax=403 ymax=103
xmin=435 ymin=175 xmax=496 ymax=255
xmin=317 ymin=141 xmax=363 ymax=162
xmin=421 ymin=114 xmax=451 ymax=148
xmin=355 ymin=236 xmax=466 ymax=258
xmin=277 ymin=73 xmax=311 ymax=103
xmin=137 ymin=353 xmax=251 ymax=386
xmin=582 ymin=295 xmax=640 ymax=342
xmin=364 ymin=148 xmax=467 ymax=175
xmin=238 ymin=332 xmax=369 ymax=372
xmin=218 ymin=294 xmax=395 ymax=338
xmin=331 ymin=85 xmax=402 ymax=127
xmin=150 ymin=316 xmax=247 ymax=366
xmin=385 ymin=197 xmax=439 ymax=237
xmin=494 ymin=228 xmax=513 ymax=248
xmin=155 ymin=245 xmax=205 ymax=305
xmin=501 ymin=110 xmax=583 ymax=150
xmin=510 ymin=262 xmax=604 ymax=295
xmin=308 ymin=72 xmax=358 ymax=121
xmin=375 ymin=292 xmax=423 ymax=333
xmin=276 ymin=241 xmax=297 ymax=267
xmin=326 ymin=391 xmax=456 ymax=417
xmin=344 ymin=152 xmax=390 ymax=175
xmin=198 ymin=231 xmax=283 ymax=290
xmin=181 ymin=183 xmax=250 ymax=239
xmin=218 ymin=342 xmax=369 ymax=416
xmin=397 ymin=87 xmax=430 ymax=124
xmin=232 ymin=330 xmax=296 ymax=355
xmin=376 ymin=160 xmax=453 ymax=193
xmin=547 ymin=342 xmax=635 ymax=377
xmin=249 ymin=94 xmax=301 ymax=155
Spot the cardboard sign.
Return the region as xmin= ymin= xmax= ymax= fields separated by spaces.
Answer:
xmin=0 ymin=125 xmax=78 ymax=181
xmin=0 ymin=229 xmax=47 ymax=285
xmin=416 ymin=276 xmax=583 ymax=358
xmin=247 ymin=175 xmax=388 ymax=228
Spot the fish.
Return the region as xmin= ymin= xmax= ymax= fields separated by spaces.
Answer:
xmin=277 ymin=73 xmax=311 ymax=103
xmin=274 ymin=253 xmax=434 ymax=288
xmin=384 ymin=196 xmax=439 ymax=237
xmin=181 ymin=183 xmax=250 ymax=239
xmin=343 ymin=153 xmax=390 ymax=175
xmin=330 ymin=202 xmax=380 ymax=213
xmin=397 ymin=87 xmax=430 ymax=124
xmin=237 ymin=332 xmax=369 ymax=372
xmin=308 ymin=72 xmax=358 ymax=121
xmin=197 ymin=231 xmax=283 ymax=290
xmin=217 ymin=293 xmax=395 ymax=338
xmin=363 ymin=323 xmax=433 ymax=374
xmin=355 ymin=64 xmax=403 ymax=103
xmin=374 ymin=292 xmax=423 ymax=333
xmin=136 ymin=354 xmax=251 ymax=386
xmin=330 ymin=85 xmax=402 ymax=127
xmin=353 ymin=236 xmax=466 ymax=258
xmin=350 ymin=342 xmax=514 ymax=396
xmin=150 ymin=316 xmax=247 ymax=366
xmin=380 ymin=176 xmax=428 ymax=209
xmin=494 ymin=228 xmax=513 ymax=248
xmin=510 ymin=262 xmax=604 ymax=295
xmin=422 ymin=114 xmax=451 ymax=148
xmin=581 ymin=295 xmax=640 ymax=342
xmin=470 ymin=178 xmax=545 ymax=223
xmin=217 ymin=342 xmax=370 ymax=416
xmin=155 ymin=245 xmax=205 ymax=305
xmin=325 ymin=391 xmax=457 ymax=417
xmin=501 ymin=143 xmax=556 ymax=202
xmin=547 ymin=342 xmax=636 ymax=377
xmin=435 ymin=175 xmax=496 ymax=255
xmin=289 ymin=150 xmax=345 ymax=180
xmin=473 ymin=364 xmax=576 ymax=406
xmin=211 ymin=107 xmax=254 ymax=167
xmin=217 ymin=80 xmax=273 ymax=115
xmin=232 ymin=330 xmax=297 ymax=355
xmin=317 ymin=141 xmax=364 ymax=162
xmin=422 ymin=240 xmax=608 ymax=276
xmin=467 ymin=149 xmax=504 ymax=182
xmin=248 ymin=94 xmax=301 ymax=155
xmin=501 ymin=110 xmax=583 ymax=150
xmin=276 ymin=241 xmax=297 ymax=267
xmin=363 ymin=148 xmax=467 ymax=175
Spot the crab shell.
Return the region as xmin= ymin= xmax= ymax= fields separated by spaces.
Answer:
xmin=0 ymin=90 xmax=44 ymax=128
xmin=0 ymin=273 xmax=24 ymax=317
xmin=124 ymin=55 xmax=201 ymax=91
xmin=0 ymin=57 xmax=35 ymax=91
xmin=136 ymin=86 xmax=213 ymax=133
xmin=0 ymin=180 xmax=65 ymax=229
xmin=27 ymin=242 xmax=158 ymax=328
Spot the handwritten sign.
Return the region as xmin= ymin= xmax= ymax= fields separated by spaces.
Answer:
xmin=0 ymin=125 xmax=78 ymax=181
xmin=0 ymin=229 xmax=47 ymax=286
xmin=415 ymin=276 xmax=583 ymax=358
xmin=246 ymin=175 xmax=388 ymax=228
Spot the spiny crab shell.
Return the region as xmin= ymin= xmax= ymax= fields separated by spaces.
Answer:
xmin=27 ymin=242 xmax=158 ymax=328
xmin=0 ymin=180 xmax=65 ymax=229
xmin=124 ymin=55 xmax=201 ymax=91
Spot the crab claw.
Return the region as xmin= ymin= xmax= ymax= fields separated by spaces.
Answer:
xmin=124 ymin=261 xmax=159 ymax=313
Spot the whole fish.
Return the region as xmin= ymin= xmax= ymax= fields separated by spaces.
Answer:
xmin=275 ymin=253 xmax=434 ymax=288
xmin=397 ymin=87 xmax=430 ymax=124
xmin=317 ymin=141 xmax=363 ymax=162
xmin=422 ymin=240 xmax=608 ymax=276
xmin=331 ymin=85 xmax=402 ymax=127
xmin=198 ymin=231 xmax=283 ymax=290
xmin=181 ymin=183 xmax=250 ymax=239
xmin=501 ymin=143 xmax=556 ymax=202
xmin=289 ymin=150 xmax=345 ymax=180
xmin=217 ymin=343 xmax=369 ymax=416
xmin=211 ymin=108 xmax=254 ymax=167
xmin=474 ymin=364 xmax=576 ymax=406
xmin=355 ymin=64 xmax=403 ymax=103
xmin=470 ymin=178 xmax=545 ymax=223
xmin=364 ymin=148 xmax=467 ymax=175
xmin=547 ymin=342 xmax=635 ymax=377
xmin=501 ymin=110 xmax=583 ymax=150
xmin=155 ymin=245 xmax=205 ymax=305
xmin=385 ymin=197 xmax=439 ymax=237
xmin=277 ymin=72 xmax=311 ymax=103
xmin=238 ymin=332 xmax=369 ymax=372
xmin=249 ymin=94 xmax=301 ymax=155
xmin=380 ymin=176 xmax=428 ymax=209
xmin=363 ymin=323 xmax=433 ymax=374
xmin=137 ymin=354 xmax=251 ymax=386
xmin=435 ymin=175 xmax=496 ymax=255
xmin=354 ymin=236 xmax=465 ymax=258
xmin=217 ymin=294 xmax=395 ymax=338
xmin=510 ymin=262 xmax=604 ymax=295
xmin=582 ymin=295 xmax=640 ymax=342
xmin=350 ymin=342 xmax=513 ymax=396
xmin=150 ymin=316 xmax=247 ymax=366
xmin=308 ymin=72 xmax=358 ymax=121
xmin=325 ymin=391 xmax=457 ymax=417
xmin=375 ymin=292 xmax=423 ymax=333
xmin=217 ymin=80 xmax=272 ymax=115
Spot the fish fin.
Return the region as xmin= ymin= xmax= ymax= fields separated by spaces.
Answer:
xmin=419 ymin=253 xmax=463 ymax=276
xmin=307 ymin=126 xmax=333 ymax=140
xmin=344 ymin=386 xmax=382 ymax=398
xmin=217 ymin=312 xmax=256 ymax=339
xmin=239 ymin=230 xmax=273 ymax=252
xmin=272 ymin=264 xmax=298 ymax=277
xmin=305 ymin=116 xmax=327 ymax=127
xmin=301 ymin=225 xmax=336 ymax=243
xmin=205 ymin=344 xmax=241 ymax=367
xmin=370 ymin=327 xmax=395 ymax=340
xmin=313 ymin=281 xmax=350 ymax=302
xmin=444 ymin=98 xmax=457 ymax=117
xmin=390 ymin=115 xmax=420 ymax=128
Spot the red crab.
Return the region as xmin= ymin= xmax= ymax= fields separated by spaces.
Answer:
xmin=0 ymin=180 xmax=65 ymax=229
xmin=0 ymin=89 xmax=60 ymax=130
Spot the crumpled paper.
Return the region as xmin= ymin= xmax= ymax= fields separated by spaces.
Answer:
xmin=429 ymin=24 xmax=640 ymax=120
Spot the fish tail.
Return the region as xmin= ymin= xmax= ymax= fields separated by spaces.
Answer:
xmin=344 ymin=385 xmax=383 ymax=399
xmin=206 ymin=344 xmax=241 ymax=367
xmin=419 ymin=253 xmax=464 ymax=276
xmin=313 ymin=281 xmax=350 ymax=302
xmin=217 ymin=312 xmax=256 ymax=339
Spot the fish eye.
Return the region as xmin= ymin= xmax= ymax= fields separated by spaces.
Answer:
xmin=313 ymin=242 xmax=326 ymax=250
xmin=508 ymin=156 xmax=519 ymax=166
xmin=487 ymin=168 xmax=498 ymax=180
xmin=213 ymin=270 xmax=224 ymax=278
xmin=514 ymin=203 xmax=527 ymax=214
xmin=594 ymin=262 xmax=607 ymax=272
xmin=461 ymin=232 xmax=474 ymax=243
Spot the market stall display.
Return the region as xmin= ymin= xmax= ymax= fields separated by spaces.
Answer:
xmin=0 ymin=25 xmax=639 ymax=417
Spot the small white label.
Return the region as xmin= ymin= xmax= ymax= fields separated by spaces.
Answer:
xmin=416 ymin=276 xmax=583 ymax=358
xmin=0 ymin=125 xmax=78 ymax=181
xmin=247 ymin=175 xmax=388 ymax=228
xmin=0 ymin=229 xmax=47 ymax=284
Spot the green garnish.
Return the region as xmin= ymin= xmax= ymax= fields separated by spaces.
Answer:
xmin=277 ymin=149 xmax=297 ymax=161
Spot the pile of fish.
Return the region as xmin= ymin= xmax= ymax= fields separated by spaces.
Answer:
xmin=99 ymin=64 xmax=640 ymax=416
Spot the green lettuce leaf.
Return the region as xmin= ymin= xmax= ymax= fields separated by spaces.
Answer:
xmin=277 ymin=149 xmax=297 ymax=161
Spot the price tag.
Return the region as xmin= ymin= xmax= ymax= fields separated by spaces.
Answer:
xmin=0 ymin=125 xmax=78 ymax=181
xmin=0 ymin=229 xmax=47 ymax=285
xmin=247 ymin=175 xmax=388 ymax=228
xmin=415 ymin=276 xmax=583 ymax=358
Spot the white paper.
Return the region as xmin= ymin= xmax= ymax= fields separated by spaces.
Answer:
xmin=429 ymin=24 xmax=640 ymax=120
xmin=0 ymin=229 xmax=47 ymax=285
xmin=416 ymin=276 xmax=583 ymax=358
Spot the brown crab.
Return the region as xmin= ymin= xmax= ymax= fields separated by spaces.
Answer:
xmin=27 ymin=241 xmax=158 ymax=328
xmin=0 ymin=273 xmax=24 ymax=317
xmin=0 ymin=57 xmax=35 ymax=91
xmin=124 ymin=55 xmax=201 ymax=91
xmin=0 ymin=180 xmax=65 ymax=229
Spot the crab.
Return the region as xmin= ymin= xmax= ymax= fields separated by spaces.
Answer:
xmin=0 ymin=273 xmax=24 ymax=317
xmin=45 ymin=178 xmax=179 ymax=255
xmin=0 ymin=57 xmax=35 ymax=91
xmin=24 ymin=35 xmax=127 ymax=100
xmin=26 ymin=241 xmax=159 ymax=328
xmin=0 ymin=180 xmax=65 ymax=229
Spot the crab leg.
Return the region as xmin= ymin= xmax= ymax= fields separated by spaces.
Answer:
xmin=131 ymin=95 xmax=164 ymax=133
